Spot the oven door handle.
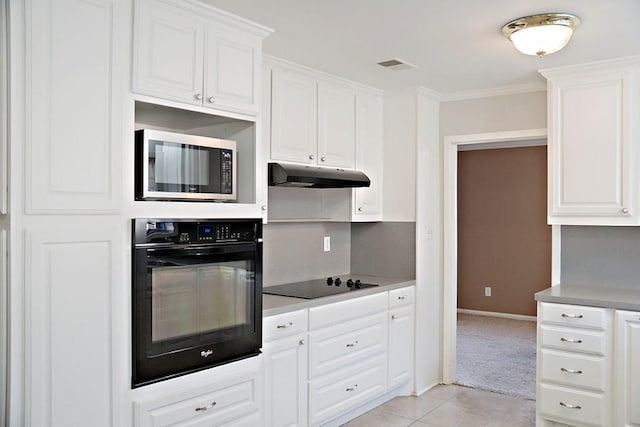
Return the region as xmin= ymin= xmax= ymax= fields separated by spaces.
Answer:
xmin=147 ymin=243 xmax=255 ymax=255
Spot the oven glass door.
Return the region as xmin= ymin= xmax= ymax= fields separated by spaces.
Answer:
xmin=142 ymin=244 xmax=257 ymax=356
xmin=147 ymin=139 xmax=233 ymax=195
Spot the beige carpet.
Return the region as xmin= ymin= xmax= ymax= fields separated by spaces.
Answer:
xmin=455 ymin=313 xmax=536 ymax=400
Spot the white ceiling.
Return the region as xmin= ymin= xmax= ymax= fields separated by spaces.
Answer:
xmin=202 ymin=0 xmax=640 ymax=96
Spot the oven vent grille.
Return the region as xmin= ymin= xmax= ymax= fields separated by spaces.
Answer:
xmin=376 ymin=58 xmax=418 ymax=71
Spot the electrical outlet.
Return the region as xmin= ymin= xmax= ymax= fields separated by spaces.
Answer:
xmin=324 ymin=236 xmax=330 ymax=252
xmin=485 ymin=286 xmax=492 ymax=297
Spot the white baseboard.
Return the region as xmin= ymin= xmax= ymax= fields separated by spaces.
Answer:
xmin=457 ymin=308 xmax=536 ymax=322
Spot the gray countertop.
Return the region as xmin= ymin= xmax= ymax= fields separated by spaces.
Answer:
xmin=535 ymin=285 xmax=640 ymax=311
xmin=263 ymin=275 xmax=416 ymax=317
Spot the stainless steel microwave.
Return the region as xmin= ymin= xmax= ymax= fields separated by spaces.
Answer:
xmin=135 ymin=129 xmax=237 ymax=201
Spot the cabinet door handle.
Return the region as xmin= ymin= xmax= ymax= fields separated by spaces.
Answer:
xmin=309 ymin=154 xmax=314 ymax=160
xmin=560 ymin=367 xmax=583 ymax=374
xmin=195 ymin=93 xmax=203 ymax=101
xmin=560 ymin=337 xmax=583 ymax=344
xmin=358 ymin=207 xmax=363 ymax=212
xmin=346 ymin=384 xmax=358 ymax=392
xmin=299 ymin=339 xmax=305 ymax=346
xmin=346 ymin=340 xmax=359 ymax=348
xmin=561 ymin=313 xmax=583 ymax=319
xmin=208 ymin=96 xmax=216 ymax=103
xmin=391 ymin=314 xmax=397 ymax=320
xmin=559 ymin=402 xmax=582 ymax=410
xmin=320 ymin=156 xmax=326 ymax=162
xmin=195 ymin=401 xmax=216 ymax=412
xmin=622 ymin=207 xmax=629 ymax=214
xmin=276 ymin=322 xmax=293 ymax=329
xmin=397 ymin=295 xmax=407 ymax=300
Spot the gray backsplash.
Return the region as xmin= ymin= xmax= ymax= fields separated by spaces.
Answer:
xmin=561 ymin=226 xmax=640 ymax=289
xmin=263 ymin=221 xmax=417 ymax=286
xmin=351 ymin=222 xmax=416 ymax=279
xmin=263 ymin=222 xmax=351 ymax=286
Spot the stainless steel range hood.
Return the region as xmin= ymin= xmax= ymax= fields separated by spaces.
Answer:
xmin=268 ymin=162 xmax=370 ymax=188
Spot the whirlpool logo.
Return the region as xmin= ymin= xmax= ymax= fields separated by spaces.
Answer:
xmin=200 ymin=349 xmax=214 ymax=358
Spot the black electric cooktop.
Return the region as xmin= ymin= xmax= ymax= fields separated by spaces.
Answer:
xmin=263 ymin=276 xmax=378 ymax=299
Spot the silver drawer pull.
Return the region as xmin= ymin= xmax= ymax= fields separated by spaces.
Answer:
xmin=397 ymin=295 xmax=407 ymax=300
xmin=346 ymin=340 xmax=359 ymax=348
xmin=559 ymin=402 xmax=582 ymax=410
xmin=560 ymin=337 xmax=583 ymax=344
xmin=391 ymin=314 xmax=397 ymax=320
xmin=276 ymin=322 xmax=293 ymax=329
xmin=561 ymin=313 xmax=584 ymax=319
xmin=346 ymin=384 xmax=358 ymax=392
xmin=195 ymin=401 xmax=217 ymax=412
xmin=561 ymin=367 xmax=583 ymax=374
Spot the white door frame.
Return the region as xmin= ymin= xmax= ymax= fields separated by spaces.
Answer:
xmin=442 ymin=128 xmax=560 ymax=384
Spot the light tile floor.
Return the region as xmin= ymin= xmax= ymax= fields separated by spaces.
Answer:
xmin=342 ymin=385 xmax=535 ymax=427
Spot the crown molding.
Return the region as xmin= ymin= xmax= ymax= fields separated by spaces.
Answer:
xmin=540 ymin=55 xmax=640 ymax=79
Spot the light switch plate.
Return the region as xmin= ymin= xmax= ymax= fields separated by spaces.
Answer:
xmin=324 ymin=236 xmax=330 ymax=252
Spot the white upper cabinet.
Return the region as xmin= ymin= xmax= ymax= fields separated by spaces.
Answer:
xmin=317 ymin=82 xmax=356 ymax=168
xmin=268 ymin=62 xmax=357 ymax=169
xmin=270 ymin=68 xmax=318 ymax=164
xmin=541 ymin=57 xmax=640 ymax=225
xmin=133 ymin=0 xmax=271 ymax=115
xmin=353 ymin=92 xmax=383 ymax=221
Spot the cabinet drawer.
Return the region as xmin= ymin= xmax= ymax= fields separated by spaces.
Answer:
xmin=389 ymin=286 xmax=414 ymax=309
xmin=540 ymin=303 xmax=606 ymax=330
xmin=539 ymin=324 xmax=606 ymax=355
xmin=540 ymin=349 xmax=606 ymax=391
xmin=309 ymin=292 xmax=387 ymax=330
xmin=263 ymin=309 xmax=307 ymax=342
xmin=136 ymin=377 xmax=260 ymax=427
xmin=539 ymin=383 xmax=607 ymax=427
xmin=308 ymin=356 xmax=387 ymax=426
xmin=309 ymin=312 xmax=387 ymax=379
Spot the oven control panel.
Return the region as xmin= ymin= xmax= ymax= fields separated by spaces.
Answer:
xmin=134 ymin=218 xmax=261 ymax=245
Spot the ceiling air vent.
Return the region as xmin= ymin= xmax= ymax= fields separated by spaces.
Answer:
xmin=376 ymin=58 xmax=418 ymax=71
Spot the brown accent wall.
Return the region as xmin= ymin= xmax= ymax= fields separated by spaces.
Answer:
xmin=457 ymin=146 xmax=551 ymax=316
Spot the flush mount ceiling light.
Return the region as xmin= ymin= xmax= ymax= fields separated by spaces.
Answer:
xmin=502 ymin=13 xmax=581 ymax=57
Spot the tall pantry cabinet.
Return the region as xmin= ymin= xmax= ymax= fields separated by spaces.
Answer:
xmin=7 ymin=0 xmax=129 ymax=426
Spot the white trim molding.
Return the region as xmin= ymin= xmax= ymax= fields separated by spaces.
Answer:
xmin=442 ymin=128 xmax=553 ymax=384
xmin=457 ymin=308 xmax=537 ymax=322
xmin=439 ymin=82 xmax=546 ymax=102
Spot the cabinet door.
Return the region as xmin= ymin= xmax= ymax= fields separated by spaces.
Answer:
xmin=263 ymin=334 xmax=308 ymax=427
xmin=353 ymin=92 xmax=383 ymax=221
xmin=615 ymin=310 xmax=640 ymax=427
xmin=388 ymin=306 xmax=413 ymax=389
xmin=317 ymin=82 xmax=355 ymax=168
xmin=27 ymin=0 xmax=125 ymax=213
xmin=547 ymin=69 xmax=637 ymax=224
xmin=133 ymin=0 xmax=205 ymax=106
xmin=205 ymin=26 xmax=260 ymax=114
xmin=270 ymin=68 xmax=317 ymax=164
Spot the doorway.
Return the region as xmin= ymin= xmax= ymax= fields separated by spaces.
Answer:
xmin=442 ymin=129 xmax=561 ymax=385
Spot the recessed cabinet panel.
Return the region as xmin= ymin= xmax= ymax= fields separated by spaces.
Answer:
xmin=388 ymin=306 xmax=413 ymax=389
xmin=134 ymin=0 xmax=204 ymax=105
xmin=317 ymin=82 xmax=355 ymax=168
xmin=270 ymin=69 xmax=318 ymax=164
xmin=615 ymin=311 xmax=640 ymax=427
xmin=26 ymin=224 xmax=118 ymax=427
xmin=28 ymin=0 xmax=123 ymax=213
xmin=557 ymin=81 xmax=624 ymax=209
xmin=206 ymin=29 xmax=257 ymax=112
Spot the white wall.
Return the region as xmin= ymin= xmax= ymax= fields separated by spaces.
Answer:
xmin=383 ymin=93 xmax=417 ymax=221
xmin=440 ymin=91 xmax=547 ymax=136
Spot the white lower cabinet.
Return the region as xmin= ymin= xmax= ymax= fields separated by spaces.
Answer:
xmin=615 ymin=310 xmax=640 ymax=427
xmin=388 ymin=287 xmax=415 ymax=389
xmin=263 ymin=310 xmax=308 ymax=427
xmin=133 ymin=357 xmax=263 ymax=427
xmin=263 ymin=287 xmax=414 ymax=427
xmin=536 ymin=302 xmax=640 ymax=427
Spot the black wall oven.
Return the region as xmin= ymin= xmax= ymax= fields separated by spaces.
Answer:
xmin=132 ymin=218 xmax=262 ymax=388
